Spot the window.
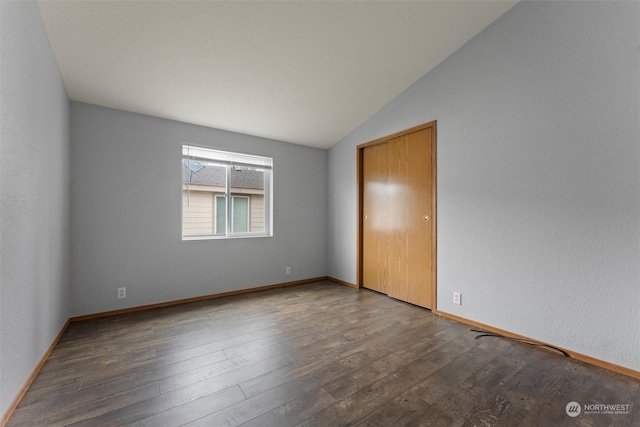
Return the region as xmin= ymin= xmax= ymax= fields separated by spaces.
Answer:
xmin=182 ymin=144 xmax=272 ymax=239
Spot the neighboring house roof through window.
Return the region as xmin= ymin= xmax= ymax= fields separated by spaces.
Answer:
xmin=182 ymin=162 xmax=264 ymax=190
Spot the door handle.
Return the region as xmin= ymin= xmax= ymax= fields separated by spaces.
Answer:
xmin=423 ymin=215 xmax=430 ymax=221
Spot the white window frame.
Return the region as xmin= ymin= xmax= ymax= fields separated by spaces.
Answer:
xmin=182 ymin=144 xmax=272 ymax=240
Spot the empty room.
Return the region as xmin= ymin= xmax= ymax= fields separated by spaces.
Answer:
xmin=1 ymin=0 xmax=639 ymax=426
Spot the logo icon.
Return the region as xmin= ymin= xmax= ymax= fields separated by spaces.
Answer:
xmin=566 ymin=401 xmax=581 ymax=417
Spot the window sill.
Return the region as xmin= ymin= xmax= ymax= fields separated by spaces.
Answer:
xmin=182 ymin=233 xmax=272 ymax=241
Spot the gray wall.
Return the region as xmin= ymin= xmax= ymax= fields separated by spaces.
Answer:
xmin=70 ymin=103 xmax=327 ymax=316
xmin=0 ymin=1 xmax=71 ymax=416
xmin=328 ymin=1 xmax=640 ymax=370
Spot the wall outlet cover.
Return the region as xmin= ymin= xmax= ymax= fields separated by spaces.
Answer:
xmin=453 ymin=292 xmax=462 ymax=305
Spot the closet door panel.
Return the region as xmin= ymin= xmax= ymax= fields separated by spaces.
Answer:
xmin=406 ymin=128 xmax=433 ymax=308
xmin=387 ymin=135 xmax=409 ymax=301
xmin=362 ymin=143 xmax=388 ymax=294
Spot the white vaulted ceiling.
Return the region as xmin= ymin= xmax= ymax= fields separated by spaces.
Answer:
xmin=37 ymin=1 xmax=517 ymax=148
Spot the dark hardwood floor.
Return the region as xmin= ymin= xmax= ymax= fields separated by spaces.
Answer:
xmin=7 ymin=280 xmax=639 ymax=426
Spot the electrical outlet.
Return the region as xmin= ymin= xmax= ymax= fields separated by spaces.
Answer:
xmin=117 ymin=287 xmax=126 ymax=299
xmin=285 ymin=266 xmax=291 ymax=275
xmin=453 ymin=292 xmax=462 ymax=306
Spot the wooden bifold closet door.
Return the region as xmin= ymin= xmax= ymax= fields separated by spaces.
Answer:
xmin=359 ymin=122 xmax=436 ymax=309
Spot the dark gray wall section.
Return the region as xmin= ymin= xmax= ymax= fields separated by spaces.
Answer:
xmin=70 ymin=102 xmax=327 ymax=316
xmin=328 ymin=1 xmax=640 ymax=370
xmin=0 ymin=1 xmax=71 ymax=415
